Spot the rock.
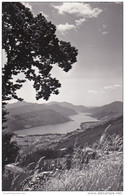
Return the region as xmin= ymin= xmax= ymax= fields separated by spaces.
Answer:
xmin=5 ymin=163 xmax=25 ymax=174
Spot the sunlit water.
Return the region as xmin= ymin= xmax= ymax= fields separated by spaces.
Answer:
xmin=14 ymin=113 xmax=98 ymax=136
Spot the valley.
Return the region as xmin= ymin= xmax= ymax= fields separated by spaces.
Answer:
xmin=3 ymin=100 xmax=123 ymax=191
xmin=6 ymin=100 xmax=123 ymax=133
xmin=13 ymin=112 xmax=98 ymax=135
xmin=5 ymin=101 xmax=123 ymax=151
xmin=13 ymin=114 xmax=123 ymax=155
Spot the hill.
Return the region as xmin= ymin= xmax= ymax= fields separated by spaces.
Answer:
xmin=3 ymin=115 xmax=123 ymax=191
xmin=6 ymin=101 xmax=78 ymax=131
xmin=7 ymin=109 xmax=71 ymax=131
xmin=54 ymin=115 xmax=123 ymax=150
xmin=6 ymin=100 xmax=123 ymax=132
xmin=7 ymin=101 xmax=77 ymax=117
xmin=6 ymin=101 xmax=33 ymax=109
xmin=88 ymin=101 xmax=123 ymax=120
xmin=47 ymin=101 xmax=88 ymax=112
xmin=45 ymin=104 xmax=77 ymax=117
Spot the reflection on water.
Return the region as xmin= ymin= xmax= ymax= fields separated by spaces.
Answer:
xmin=14 ymin=113 xmax=98 ymax=136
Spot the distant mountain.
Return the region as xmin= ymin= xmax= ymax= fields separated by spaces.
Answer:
xmin=7 ymin=109 xmax=71 ymax=131
xmin=47 ymin=101 xmax=88 ymax=112
xmin=88 ymin=101 xmax=123 ymax=120
xmin=7 ymin=101 xmax=77 ymax=117
xmin=6 ymin=101 xmax=77 ymax=131
xmin=45 ymin=104 xmax=77 ymax=117
xmin=6 ymin=100 xmax=123 ymax=132
xmin=7 ymin=101 xmax=33 ymax=109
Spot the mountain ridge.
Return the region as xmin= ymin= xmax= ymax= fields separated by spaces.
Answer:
xmin=6 ymin=100 xmax=123 ymax=132
xmin=7 ymin=109 xmax=72 ymax=131
xmin=7 ymin=101 xmax=77 ymax=117
xmin=88 ymin=101 xmax=123 ymax=120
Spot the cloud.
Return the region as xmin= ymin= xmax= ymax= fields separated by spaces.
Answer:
xmin=104 ymin=84 xmax=122 ymax=90
xmin=104 ymin=86 xmax=114 ymax=90
xmin=22 ymin=2 xmax=32 ymax=11
xmin=88 ymin=84 xmax=122 ymax=96
xmin=75 ymin=18 xmax=86 ymax=26
xmin=53 ymin=3 xmax=103 ymax=18
xmin=99 ymin=24 xmax=108 ymax=34
xmin=102 ymin=24 xmax=107 ymax=29
xmin=102 ymin=31 xmax=108 ymax=35
xmin=56 ymin=23 xmax=76 ymax=35
xmin=88 ymin=90 xmax=98 ymax=94
xmin=88 ymin=90 xmax=106 ymax=94
xmin=113 ymin=84 xmax=122 ymax=87
xmin=54 ymin=3 xmax=103 ymax=34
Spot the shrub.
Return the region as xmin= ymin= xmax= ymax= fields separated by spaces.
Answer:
xmin=2 ymin=131 xmax=19 ymax=170
xmin=20 ymin=148 xmax=64 ymax=167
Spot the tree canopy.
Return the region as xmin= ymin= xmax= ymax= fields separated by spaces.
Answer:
xmin=2 ymin=2 xmax=78 ymax=172
xmin=2 ymin=131 xmax=19 ymax=168
xmin=2 ymin=2 xmax=78 ymax=102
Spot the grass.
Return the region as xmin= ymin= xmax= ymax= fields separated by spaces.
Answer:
xmin=2 ymin=126 xmax=123 ymax=191
xmin=38 ymin=152 xmax=123 ymax=191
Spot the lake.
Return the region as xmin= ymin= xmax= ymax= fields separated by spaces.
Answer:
xmin=14 ymin=113 xmax=98 ymax=136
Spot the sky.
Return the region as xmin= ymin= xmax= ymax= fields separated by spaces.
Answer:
xmin=3 ymin=1 xmax=123 ymax=106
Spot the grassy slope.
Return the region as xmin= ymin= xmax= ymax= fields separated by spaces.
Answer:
xmin=40 ymin=151 xmax=123 ymax=191
xmin=14 ymin=115 xmax=123 ymax=154
xmin=2 ymin=115 xmax=123 ymax=191
xmin=3 ymin=148 xmax=122 ymax=191
xmin=54 ymin=115 xmax=123 ymax=150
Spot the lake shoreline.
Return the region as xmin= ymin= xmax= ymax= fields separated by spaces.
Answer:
xmin=14 ymin=112 xmax=98 ymax=136
xmin=14 ymin=118 xmax=99 ymax=154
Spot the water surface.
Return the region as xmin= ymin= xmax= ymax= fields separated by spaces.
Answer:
xmin=14 ymin=113 xmax=98 ymax=136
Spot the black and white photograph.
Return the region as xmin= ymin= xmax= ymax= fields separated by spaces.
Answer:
xmin=2 ymin=1 xmax=123 ymax=192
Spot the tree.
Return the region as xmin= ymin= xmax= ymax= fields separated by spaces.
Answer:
xmin=2 ymin=2 xmax=78 ymax=170
xmin=2 ymin=2 xmax=78 ymax=103
xmin=2 ymin=131 xmax=19 ymax=168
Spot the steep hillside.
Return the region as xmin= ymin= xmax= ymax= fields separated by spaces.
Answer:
xmin=7 ymin=101 xmax=77 ymax=117
xmin=54 ymin=115 xmax=123 ymax=150
xmin=3 ymin=116 xmax=123 ymax=191
xmin=7 ymin=109 xmax=71 ymax=131
xmin=6 ymin=101 xmax=77 ymax=132
xmin=88 ymin=101 xmax=123 ymax=120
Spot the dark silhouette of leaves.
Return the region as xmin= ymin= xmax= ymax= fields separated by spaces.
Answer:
xmin=2 ymin=2 xmax=78 ymax=102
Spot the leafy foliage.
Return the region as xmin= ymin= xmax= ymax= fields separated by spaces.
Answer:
xmin=20 ymin=148 xmax=68 ymax=167
xmin=2 ymin=2 xmax=78 ymax=172
xmin=2 ymin=102 xmax=9 ymax=129
xmin=2 ymin=131 xmax=19 ymax=168
xmin=2 ymin=2 xmax=78 ymax=102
